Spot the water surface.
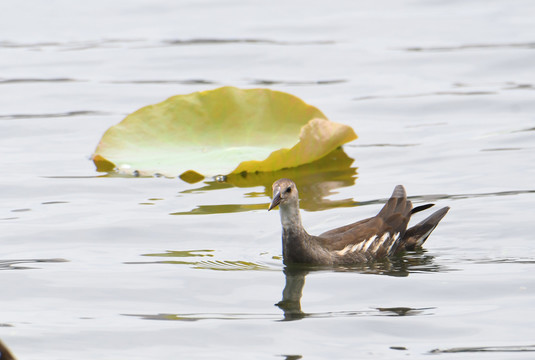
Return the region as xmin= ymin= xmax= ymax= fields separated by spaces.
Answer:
xmin=1 ymin=0 xmax=535 ymax=359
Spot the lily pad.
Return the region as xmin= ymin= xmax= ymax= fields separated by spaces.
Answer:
xmin=92 ymin=86 xmax=357 ymax=178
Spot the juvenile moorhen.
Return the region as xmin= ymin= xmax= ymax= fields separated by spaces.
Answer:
xmin=268 ymin=178 xmax=449 ymax=265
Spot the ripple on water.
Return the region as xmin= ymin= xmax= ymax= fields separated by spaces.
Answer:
xmin=0 ymin=258 xmax=69 ymax=270
xmin=126 ymin=248 xmax=446 ymax=275
xmin=123 ymin=305 xmax=436 ymax=323
xmin=0 ymin=110 xmax=112 ymax=120
xmin=403 ymin=41 xmax=535 ymax=52
xmin=125 ymin=249 xmax=279 ymax=271
xmin=430 ymin=344 xmax=535 ymax=354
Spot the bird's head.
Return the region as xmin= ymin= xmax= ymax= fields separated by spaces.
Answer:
xmin=268 ymin=178 xmax=299 ymax=211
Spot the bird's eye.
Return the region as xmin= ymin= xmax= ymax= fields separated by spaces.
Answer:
xmin=285 ymin=187 xmax=292 ymax=194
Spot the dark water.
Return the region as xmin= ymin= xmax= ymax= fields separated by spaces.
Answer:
xmin=1 ymin=0 xmax=535 ymax=359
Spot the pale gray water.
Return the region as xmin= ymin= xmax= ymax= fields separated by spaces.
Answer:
xmin=1 ymin=1 xmax=535 ymax=359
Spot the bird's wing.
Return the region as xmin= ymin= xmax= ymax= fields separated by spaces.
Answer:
xmin=315 ymin=185 xmax=413 ymax=257
xmin=317 ymin=217 xmax=372 ymax=238
xmin=316 ymin=217 xmax=386 ymax=248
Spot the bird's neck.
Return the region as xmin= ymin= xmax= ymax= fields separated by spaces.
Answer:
xmin=279 ymin=202 xmax=304 ymax=232
xmin=279 ymin=202 xmax=314 ymax=263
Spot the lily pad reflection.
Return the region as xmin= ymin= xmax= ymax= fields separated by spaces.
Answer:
xmin=175 ymin=148 xmax=357 ymax=215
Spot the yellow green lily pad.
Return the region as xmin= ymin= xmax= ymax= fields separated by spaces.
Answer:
xmin=92 ymin=86 xmax=357 ymax=178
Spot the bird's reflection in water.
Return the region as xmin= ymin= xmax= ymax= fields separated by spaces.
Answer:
xmin=276 ymin=250 xmax=440 ymax=321
xmin=276 ymin=267 xmax=308 ymax=321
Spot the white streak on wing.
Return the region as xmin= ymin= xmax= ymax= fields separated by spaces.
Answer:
xmin=370 ymin=232 xmax=390 ymax=254
xmin=336 ymin=245 xmax=352 ymax=256
xmin=361 ymin=235 xmax=378 ymax=252
xmin=387 ymin=232 xmax=400 ymax=255
xmin=382 ymin=234 xmax=394 ymax=255
xmin=336 ymin=232 xmax=400 ymax=257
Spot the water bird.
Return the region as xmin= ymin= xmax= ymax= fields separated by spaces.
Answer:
xmin=268 ymin=178 xmax=449 ymax=265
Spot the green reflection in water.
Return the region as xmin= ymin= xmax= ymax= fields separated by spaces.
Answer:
xmin=430 ymin=345 xmax=535 ymax=354
xmin=130 ymin=249 xmax=276 ymax=271
xmin=172 ymin=203 xmax=268 ymax=215
xmin=144 ymin=249 xmax=215 ymax=258
xmin=174 ymin=148 xmax=357 ymax=215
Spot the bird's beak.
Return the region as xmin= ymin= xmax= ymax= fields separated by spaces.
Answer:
xmin=268 ymin=189 xmax=281 ymax=211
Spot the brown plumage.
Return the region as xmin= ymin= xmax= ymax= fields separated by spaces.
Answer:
xmin=268 ymin=178 xmax=449 ymax=265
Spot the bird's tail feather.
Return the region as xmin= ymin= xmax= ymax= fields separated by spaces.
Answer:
xmin=403 ymin=206 xmax=450 ymax=250
xmin=411 ymin=203 xmax=435 ymax=214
